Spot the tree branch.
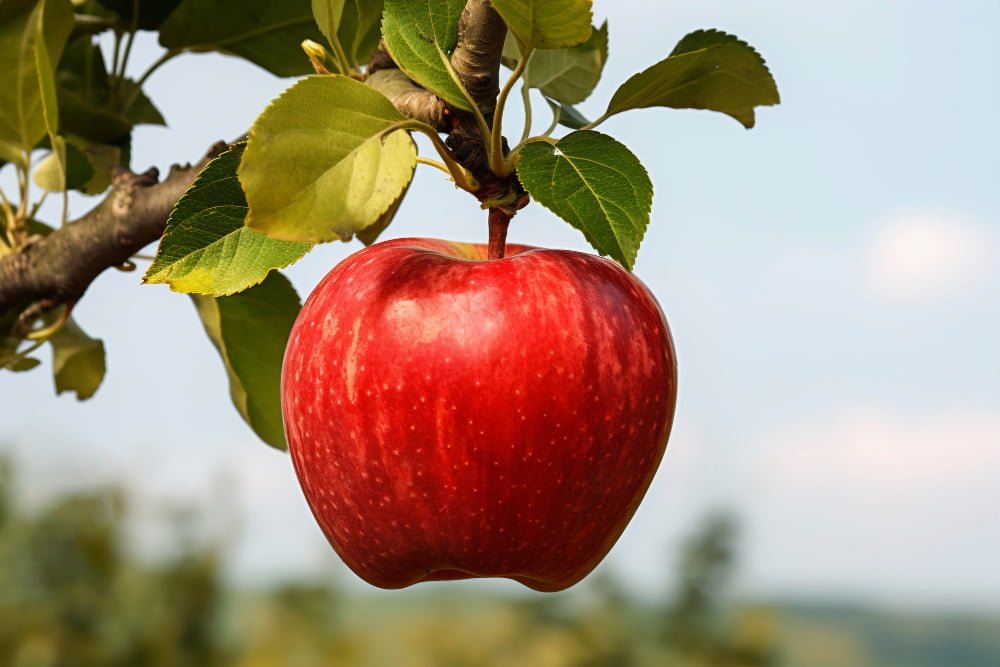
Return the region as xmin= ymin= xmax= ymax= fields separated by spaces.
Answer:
xmin=0 ymin=141 xmax=228 ymax=326
xmin=3 ymin=8 xmax=519 ymax=334
xmin=366 ymin=69 xmax=447 ymax=132
xmin=451 ymin=0 xmax=507 ymax=118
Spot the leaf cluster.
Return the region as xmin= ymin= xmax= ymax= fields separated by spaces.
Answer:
xmin=1 ymin=0 xmax=779 ymax=449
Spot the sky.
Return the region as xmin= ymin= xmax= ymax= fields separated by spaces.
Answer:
xmin=1 ymin=0 xmax=998 ymax=611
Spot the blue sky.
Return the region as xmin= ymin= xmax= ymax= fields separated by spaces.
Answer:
xmin=2 ymin=1 xmax=998 ymax=610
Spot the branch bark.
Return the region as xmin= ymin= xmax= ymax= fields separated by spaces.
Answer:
xmin=0 ymin=142 xmax=227 ymax=325
xmin=366 ymin=68 xmax=447 ymax=132
xmin=2 ymin=6 xmax=518 ymax=331
xmin=451 ymin=0 xmax=507 ymax=118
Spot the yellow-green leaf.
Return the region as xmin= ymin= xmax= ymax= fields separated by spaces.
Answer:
xmin=491 ymin=0 xmax=592 ymax=50
xmin=145 ymin=143 xmax=312 ymax=296
xmin=0 ymin=0 xmax=73 ymax=151
xmin=503 ymin=21 xmax=607 ymax=105
xmin=312 ymin=0 xmax=347 ymax=49
xmin=50 ymin=318 xmax=106 ymax=401
xmin=240 ymin=76 xmax=417 ymax=243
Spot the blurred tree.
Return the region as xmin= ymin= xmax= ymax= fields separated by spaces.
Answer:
xmin=662 ymin=511 xmax=776 ymax=666
xmin=0 ymin=460 xmax=228 ymax=667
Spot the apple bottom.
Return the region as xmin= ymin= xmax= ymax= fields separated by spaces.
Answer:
xmin=282 ymin=238 xmax=677 ymax=591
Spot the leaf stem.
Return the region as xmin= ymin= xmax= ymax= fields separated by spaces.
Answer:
xmin=9 ymin=162 xmax=30 ymax=247
xmin=111 ymin=31 xmax=122 ymax=80
xmin=487 ymin=207 xmax=511 ymax=260
xmin=26 ymin=303 xmax=71 ymax=341
xmin=506 ymin=134 xmax=557 ymax=166
xmin=578 ymin=112 xmax=610 ymax=132
xmin=542 ymin=102 xmax=561 ymax=137
xmin=118 ymin=0 xmax=138 ymax=78
xmin=519 ymin=83 xmax=533 ymax=144
xmin=415 ymin=156 xmax=452 ymax=176
xmin=323 ymin=12 xmax=354 ymax=75
xmin=28 ymin=190 xmax=49 ymax=222
xmin=5 ymin=336 xmax=46 ymax=366
xmin=490 ymin=48 xmax=531 ymax=176
xmin=387 ymin=121 xmax=481 ymax=192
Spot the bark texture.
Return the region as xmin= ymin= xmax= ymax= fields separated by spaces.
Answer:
xmin=0 ymin=143 xmax=226 ymax=324
xmin=1 ymin=3 xmax=520 ymax=330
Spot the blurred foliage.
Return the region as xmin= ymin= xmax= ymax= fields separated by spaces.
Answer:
xmin=1 ymin=457 xmax=998 ymax=667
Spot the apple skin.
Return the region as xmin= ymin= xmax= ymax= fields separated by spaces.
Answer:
xmin=282 ymin=238 xmax=677 ymax=592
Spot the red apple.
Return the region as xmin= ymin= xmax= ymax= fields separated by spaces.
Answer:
xmin=282 ymin=238 xmax=677 ymax=591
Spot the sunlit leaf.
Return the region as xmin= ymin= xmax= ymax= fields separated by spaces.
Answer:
xmin=33 ymin=141 xmax=81 ymax=192
xmin=504 ymin=21 xmax=607 ymax=105
xmin=0 ymin=0 xmax=73 ymax=151
xmin=240 ymin=76 xmax=416 ymax=243
xmin=34 ymin=0 xmax=69 ymax=193
xmin=491 ymin=0 xmax=592 ymax=50
xmin=145 ymin=143 xmax=312 ymax=296
xmin=312 ymin=0 xmax=346 ymax=49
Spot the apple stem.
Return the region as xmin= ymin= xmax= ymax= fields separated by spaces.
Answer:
xmin=488 ymin=207 xmax=511 ymax=260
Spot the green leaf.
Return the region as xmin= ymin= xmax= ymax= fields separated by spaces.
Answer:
xmin=381 ymin=0 xmax=470 ymax=111
xmin=119 ymin=78 xmax=166 ymax=126
xmin=336 ymin=0 xmax=383 ymax=66
xmin=0 ymin=0 xmax=74 ymax=151
xmin=54 ymin=38 xmax=163 ymax=145
xmin=491 ymin=0 xmax=592 ymax=50
xmin=312 ymin=0 xmax=346 ymax=48
xmin=8 ymin=357 xmax=40 ymax=372
xmin=49 ymin=318 xmax=106 ymax=400
xmin=312 ymin=0 xmax=383 ymax=72
xmin=503 ymin=21 xmax=606 ymax=105
xmin=58 ymin=88 xmax=130 ymax=143
xmin=240 ymin=75 xmax=417 ymax=243
xmin=160 ymin=0 xmax=324 ymax=77
xmin=33 ymin=138 xmax=120 ymax=194
xmin=145 ymin=144 xmax=312 ymax=296
xmin=191 ymin=271 xmax=301 ymax=450
xmin=545 ymin=97 xmax=590 ymax=130
xmin=0 ymin=140 xmax=23 ymax=166
xmin=516 ymin=131 xmax=652 ymax=269
xmin=605 ymin=29 xmax=780 ymax=129
xmin=94 ymin=0 xmax=183 ymax=30
xmin=34 ymin=0 xmax=69 ymax=193
xmin=72 ymin=139 xmax=120 ymax=194
xmin=33 ymin=141 xmax=80 ymax=191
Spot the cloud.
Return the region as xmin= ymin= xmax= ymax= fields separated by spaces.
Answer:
xmin=865 ymin=213 xmax=992 ymax=304
xmin=744 ymin=406 xmax=1000 ymax=607
xmin=761 ymin=407 xmax=1000 ymax=494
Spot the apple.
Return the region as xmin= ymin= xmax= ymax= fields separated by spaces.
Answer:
xmin=282 ymin=238 xmax=677 ymax=591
